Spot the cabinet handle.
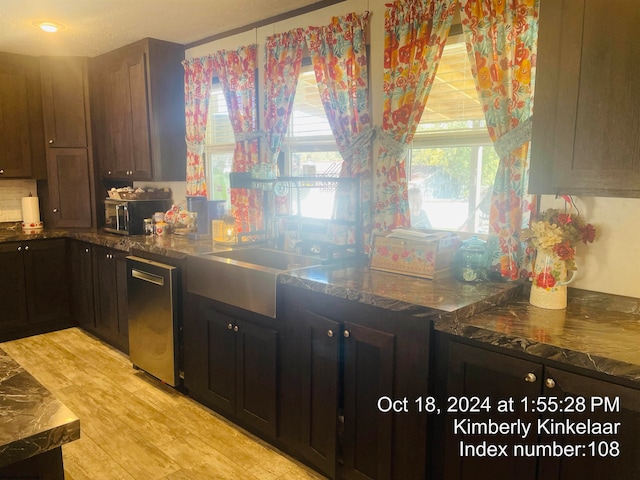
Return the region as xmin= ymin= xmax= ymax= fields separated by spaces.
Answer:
xmin=17 ymin=246 xmax=22 ymax=252
xmin=107 ymin=171 xmax=112 ymax=175
xmin=343 ymin=329 xmax=350 ymax=338
xmin=227 ymin=323 xmax=233 ymax=330
xmin=545 ymin=378 xmax=556 ymax=389
xmin=524 ymin=372 xmax=537 ymax=383
xmin=49 ymin=139 xmax=54 ymax=144
xmin=24 ymin=245 xmax=29 ymax=251
xmin=233 ymin=325 xmax=239 ymax=332
xmin=85 ymin=248 xmax=90 ymax=253
xmin=327 ymin=329 xmax=334 ymax=337
xmin=0 ymin=169 xmax=4 ymax=174
xmin=53 ymin=208 xmax=59 ymax=213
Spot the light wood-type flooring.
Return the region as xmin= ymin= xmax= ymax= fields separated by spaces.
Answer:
xmin=1 ymin=328 xmax=326 ymax=480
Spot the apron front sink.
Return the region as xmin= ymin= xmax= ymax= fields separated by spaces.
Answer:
xmin=187 ymin=248 xmax=320 ymax=318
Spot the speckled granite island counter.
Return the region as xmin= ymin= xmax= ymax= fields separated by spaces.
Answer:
xmin=0 ymin=347 xmax=80 ymax=477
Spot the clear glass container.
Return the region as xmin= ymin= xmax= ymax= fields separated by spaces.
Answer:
xmin=454 ymin=235 xmax=488 ymax=282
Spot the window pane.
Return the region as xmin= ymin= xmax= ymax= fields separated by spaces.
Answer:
xmin=205 ymin=85 xmax=234 ymax=145
xmin=205 ymin=83 xmax=234 ymax=207
xmin=289 ymin=70 xmax=334 ymax=137
xmin=409 ymin=35 xmax=497 ymax=234
xmin=417 ymin=39 xmax=486 ymax=133
xmin=282 ymin=65 xmax=340 ymax=220
xmin=409 ymin=145 xmax=498 ymax=233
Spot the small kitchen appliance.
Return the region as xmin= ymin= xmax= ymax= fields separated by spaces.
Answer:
xmin=104 ymin=198 xmax=170 ymax=235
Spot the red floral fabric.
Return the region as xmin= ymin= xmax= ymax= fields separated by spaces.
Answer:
xmin=375 ymin=0 xmax=457 ymax=233
xmin=183 ymin=56 xmax=216 ymax=196
xmin=460 ymin=0 xmax=539 ymax=280
xmin=212 ymin=45 xmax=262 ymax=234
xmin=306 ymin=12 xmax=372 ymax=248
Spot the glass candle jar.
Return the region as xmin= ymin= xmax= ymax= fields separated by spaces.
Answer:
xmin=454 ymin=235 xmax=488 ymax=282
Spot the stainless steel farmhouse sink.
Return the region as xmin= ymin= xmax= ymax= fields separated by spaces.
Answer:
xmin=186 ymin=247 xmax=321 ymax=318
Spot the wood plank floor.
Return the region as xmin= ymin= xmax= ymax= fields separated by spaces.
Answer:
xmin=1 ymin=328 xmax=326 ymax=480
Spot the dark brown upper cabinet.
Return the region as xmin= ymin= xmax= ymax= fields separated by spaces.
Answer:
xmin=0 ymin=52 xmax=45 ymax=179
xmin=90 ymin=38 xmax=186 ymax=182
xmin=529 ymin=0 xmax=640 ymax=197
xmin=40 ymin=56 xmax=96 ymax=228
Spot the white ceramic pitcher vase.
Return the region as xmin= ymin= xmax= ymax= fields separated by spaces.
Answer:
xmin=529 ymin=248 xmax=577 ymax=310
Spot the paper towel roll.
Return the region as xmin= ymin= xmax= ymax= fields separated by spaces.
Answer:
xmin=22 ymin=196 xmax=41 ymax=226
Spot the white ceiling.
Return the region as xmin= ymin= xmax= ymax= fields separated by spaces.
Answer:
xmin=0 ymin=0 xmax=329 ymax=57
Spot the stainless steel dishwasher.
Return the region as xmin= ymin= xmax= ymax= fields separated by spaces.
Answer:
xmin=126 ymin=256 xmax=179 ymax=386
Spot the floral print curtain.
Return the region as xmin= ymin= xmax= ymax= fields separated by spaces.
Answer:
xmin=182 ymin=56 xmax=216 ymax=196
xmin=305 ymin=12 xmax=372 ymax=247
xmin=212 ymin=45 xmax=262 ymax=234
xmin=375 ymin=0 xmax=457 ymax=233
xmin=459 ymin=0 xmax=539 ymax=280
xmin=263 ymin=29 xmax=305 ymax=163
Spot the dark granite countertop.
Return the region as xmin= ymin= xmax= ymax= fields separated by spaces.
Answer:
xmin=0 ymin=348 xmax=80 ymax=468
xmin=437 ymin=293 xmax=640 ymax=385
xmin=2 ymin=225 xmax=639 ymax=387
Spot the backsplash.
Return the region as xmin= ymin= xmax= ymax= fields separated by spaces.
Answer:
xmin=0 ymin=180 xmax=38 ymax=222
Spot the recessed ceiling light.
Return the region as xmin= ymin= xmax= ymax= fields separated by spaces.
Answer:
xmin=33 ymin=22 xmax=65 ymax=33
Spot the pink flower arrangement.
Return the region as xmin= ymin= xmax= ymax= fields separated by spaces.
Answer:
xmin=523 ymin=208 xmax=597 ymax=272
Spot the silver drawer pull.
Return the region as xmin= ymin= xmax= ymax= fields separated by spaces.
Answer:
xmin=131 ymin=269 xmax=164 ymax=286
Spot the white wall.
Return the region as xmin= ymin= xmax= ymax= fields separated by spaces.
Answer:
xmin=0 ymin=180 xmax=38 ymax=222
xmin=540 ymin=195 xmax=640 ymax=298
xmin=185 ymin=0 xmax=640 ymax=299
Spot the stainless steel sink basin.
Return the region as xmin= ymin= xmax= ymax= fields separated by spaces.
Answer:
xmin=187 ymin=247 xmax=321 ymax=318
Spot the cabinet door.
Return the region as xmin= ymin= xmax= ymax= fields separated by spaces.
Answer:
xmin=538 ymin=367 xmax=640 ymax=480
xmin=23 ymin=239 xmax=70 ymax=326
xmin=280 ymin=307 xmax=340 ymax=478
xmin=342 ymin=321 xmax=395 ymax=480
xmin=197 ymin=302 xmax=238 ymax=416
xmin=530 ymin=0 xmax=640 ymax=196
xmin=40 ymin=57 xmax=88 ymax=148
xmin=235 ymin=318 xmax=278 ymax=438
xmin=69 ymin=241 xmax=95 ymax=329
xmin=102 ymin=51 xmax=152 ymax=180
xmin=93 ymin=247 xmax=119 ymax=334
xmin=0 ymin=243 xmax=28 ymax=333
xmin=114 ymin=250 xmax=129 ymax=353
xmin=0 ymin=53 xmax=44 ymax=178
xmin=46 ymin=148 xmax=93 ymax=228
xmin=92 ymin=246 xmax=129 ymax=353
xmin=443 ymin=342 xmax=541 ymax=480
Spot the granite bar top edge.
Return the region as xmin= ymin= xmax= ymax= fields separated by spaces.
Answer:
xmin=436 ymin=298 xmax=640 ymax=385
xmin=0 ymin=348 xmax=80 ymax=468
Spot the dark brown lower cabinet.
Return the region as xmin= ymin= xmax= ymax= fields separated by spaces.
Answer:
xmin=433 ymin=334 xmax=640 ymax=480
xmin=91 ymin=245 xmax=128 ymax=353
xmin=279 ymin=285 xmax=432 ymax=480
xmin=68 ymin=240 xmax=96 ymax=329
xmin=0 ymin=239 xmax=70 ymax=341
xmin=537 ymin=367 xmax=640 ymax=480
xmin=184 ymin=295 xmax=278 ymax=438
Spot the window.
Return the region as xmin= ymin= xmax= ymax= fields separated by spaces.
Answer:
xmin=204 ymin=82 xmax=234 ymax=210
xmin=409 ymin=34 xmax=499 ymax=234
xmin=281 ymin=64 xmax=342 ymax=220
